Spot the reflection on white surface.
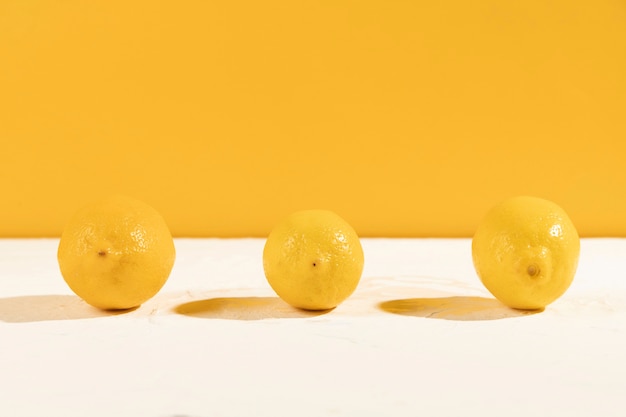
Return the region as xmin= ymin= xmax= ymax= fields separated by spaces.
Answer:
xmin=0 ymin=294 xmax=131 ymax=323
xmin=175 ymin=296 xmax=330 ymax=320
xmin=379 ymin=296 xmax=541 ymax=321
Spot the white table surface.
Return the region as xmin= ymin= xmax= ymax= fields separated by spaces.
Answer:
xmin=1 ymin=238 xmax=625 ymax=417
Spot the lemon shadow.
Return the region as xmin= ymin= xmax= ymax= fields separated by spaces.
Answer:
xmin=174 ymin=297 xmax=332 ymax=320
xmin=0 ymin=294 xmax=136 ymax=323
xmin=379 ymin=296 xmax=543 ymax=321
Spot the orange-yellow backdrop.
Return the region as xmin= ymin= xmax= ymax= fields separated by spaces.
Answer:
xmin=1 ymin=0 xmax=625 ymax=237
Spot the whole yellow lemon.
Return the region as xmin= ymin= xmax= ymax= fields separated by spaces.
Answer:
xmin=57 ymin=195 xmax=176 ymax=310
xmin=472 ymin=196 xmax=580 ymax=310
xmin=263 ymin=210 xmax=364 ymax=310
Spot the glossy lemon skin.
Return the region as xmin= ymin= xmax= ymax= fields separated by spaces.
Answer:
xmin=472 ymin=196 xmax=580 ymax=310
xmin=263 ymin=210 xmax=364 ymax=311
xmin=57 ymin=195 xmax=176 ymax=310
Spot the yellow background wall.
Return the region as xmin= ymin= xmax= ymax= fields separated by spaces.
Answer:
xmin=1 ymin=1 xmax=625 ymax=237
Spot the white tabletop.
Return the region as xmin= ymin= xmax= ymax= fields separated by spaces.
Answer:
xmin=1 ymin=238 xmax=625 ymax=417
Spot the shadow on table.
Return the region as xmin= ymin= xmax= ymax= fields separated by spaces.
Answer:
xmin=174 ymin=296 xmax=331 ymax=320
xmin=378 ymin=296 xmax=542 ymax=321
xmin=0 ymin=294 xmax=135 ymax=323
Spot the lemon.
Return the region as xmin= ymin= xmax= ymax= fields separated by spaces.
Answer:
xmin=262 ymin=210 xmax=364 ymax=310
xmin=57 ymin=195 xmax=176 ymax=310
xmin=472 ymin=196 xmax=580 ymax=310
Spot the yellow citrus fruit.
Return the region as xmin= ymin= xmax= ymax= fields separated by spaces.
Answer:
xmin=263 ymin=210 xmax=364 ymax=310
xmin=57 ymin=195 xmax=176 ymax=310
xmin=472 ymin=196 xmax=580 ymax=310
